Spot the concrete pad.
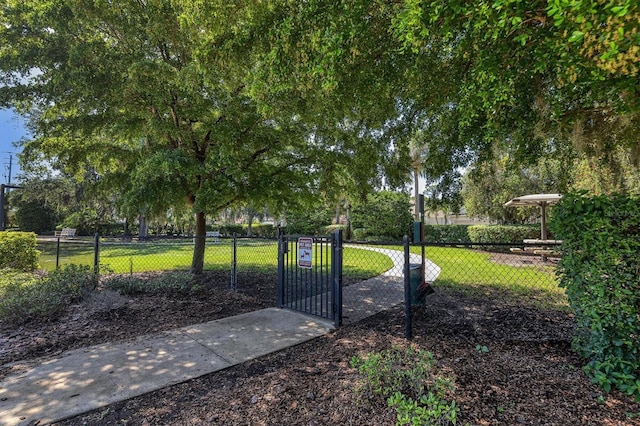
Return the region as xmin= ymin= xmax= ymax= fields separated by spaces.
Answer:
xmin=184 ymin=308 xmax=334 ymax=363
xmin=0 ymin=331 xmax=231 ymax=426
xmin=342 ymin=276 xmax=404 ymax=324
xmin=0 ymin=308 xmax=333 ymax=426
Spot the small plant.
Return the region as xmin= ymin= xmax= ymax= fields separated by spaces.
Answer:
xmin=350 ymin=345 xmax=459 ymax=425
xmin=104 ymin=271 xmax=200 ymax=296
xmin=475 ymin=345 xmax=489 ymax=353
xmin=104 ymin=275 xmax=147 ymax=295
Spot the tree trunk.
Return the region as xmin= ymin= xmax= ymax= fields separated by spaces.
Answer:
xmin=139 ymin=214 xmax=148 ymax=238
xmin=191 ymin=210 xmax=206 ymax=274
xmin=247 ymin=208 xmax=255 ymax=237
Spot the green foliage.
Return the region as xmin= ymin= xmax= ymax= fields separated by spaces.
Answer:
xmin=0 ymin=265 xmax=96 ymax=324
xmin=423 ymin=225 xmax=471 ymax=243
xmin=284 ymin=204 xmax=334 ymax=236
xmin=351 ymin=346 xmax=459 ymax=426
xmin=388 ymin=391 xmax=459 ymax=426
xmin=550 ymin=192 xmax=640 ymax=400
xmin=461 ymin=153 xmax=574 ymax=224
xmin=14 ymin=199 xmax=57 ymax=234
xmin=352 ymin=228 xmax=367 ymax=241
xmin=244 ymin=224 xmax=277 ymax=238
xmin=104 ymin=272 xmax=200 ymax=297
xmin=468 ymin=225 xmax=539 ymax=244
xmin=221 ymin=225 xmax=246 ymax=237
xmin=351 ymin=191 xmax=413 ymax=241
xmin=0 ymin=231 xmax=39 ymax=271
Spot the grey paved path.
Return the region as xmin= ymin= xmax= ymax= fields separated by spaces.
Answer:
xmin=0 ymin=309 xmax=333 ymax=426
xmin=341 ymin=246 xmax=440 ymax=324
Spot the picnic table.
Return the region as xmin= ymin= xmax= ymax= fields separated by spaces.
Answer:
xmin=510 ymin=239 xmax=562 ymax=258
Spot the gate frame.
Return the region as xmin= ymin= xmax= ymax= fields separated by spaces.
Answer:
xmin=277 ymin=229 xmax=343 ymax=328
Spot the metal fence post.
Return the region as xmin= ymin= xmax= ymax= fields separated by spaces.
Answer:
xmin=331 ymin=229 xmax=343 ymax=328
xmin=231 ymin=233 xmax=237 ymax=291
xmin=56 ymin=236 xmax=61 ymax=269
xmin=276 ymin=229 xmax=285 ymax=308
xmin=93 ymin=233 xmax=100 ymax=276
xmin=404 ymin=235 xmax=412 ymax=339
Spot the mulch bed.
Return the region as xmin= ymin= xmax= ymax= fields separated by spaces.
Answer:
xmin=2 ymin=271 xmax=639 ymax=425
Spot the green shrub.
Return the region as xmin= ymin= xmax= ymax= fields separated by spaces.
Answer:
xmin=221 ymin=224 xmax=246 ymax=236
xmin=284 ymin=203 xmax=334 ymax=236
xmin=247 ymin=224 xmax=277 ymax=238
xmin=103 ymin=275 xmax=147 ymax=295
xmin=14 ymin=200 xmax=57 ymax=234
xmin=351 ymin=191 xmax=413 ymax=241
xmin=551 ymin=192 xmax=640 ymax=400
xmin=424 ymin=225 xmax=471 ymax=243
xmin=104 ymin=271 xmax=200 ymax=296
xmin=468 ymin=224 xmax=539 ymax=243
xmin=352 ymin=228 xmax=368 ymax=240
xmin=0 ymin=231 xmax=40 ymax=271
xmin=0 ymin=265 xmax=96 ymax=324
xmin=351 ymin=346 xmax=459 ymax=425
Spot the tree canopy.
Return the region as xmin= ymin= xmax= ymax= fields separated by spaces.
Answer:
xmin=1 ymin=0 xmax=639 ymax=270
xmin=0 ymin=1 xmax=400 ymax=272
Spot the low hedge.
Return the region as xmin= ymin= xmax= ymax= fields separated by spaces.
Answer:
xmin=244 ymin=224 xmax=278 ymax=238
xmin=0 ymin=231 xmax=39 ymax=271
xmin=468 ymin=224 xmax=539 ymax=244
xmin=424 ymin=225 xmax=471 ymax=243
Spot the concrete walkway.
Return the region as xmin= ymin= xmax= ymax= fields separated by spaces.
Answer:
xmin=0 ymin=246 xmax=439 ymax=425
xmin=0 ymin=309 xmax=334 ymax=425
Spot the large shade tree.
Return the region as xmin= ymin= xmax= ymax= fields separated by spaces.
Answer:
xmin=0 ymin=0 xmax=389 ymax=273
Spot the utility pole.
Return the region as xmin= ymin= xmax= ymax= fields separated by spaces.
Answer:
xmin=7 ymin=154 xmax=12 ymax=185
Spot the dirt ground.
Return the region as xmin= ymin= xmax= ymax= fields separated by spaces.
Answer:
xmin=2 ymin=271 xmax=640 ymax=425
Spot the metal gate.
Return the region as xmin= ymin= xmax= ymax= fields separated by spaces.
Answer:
xmin=277 ymin=230 xmax=343 ymax=327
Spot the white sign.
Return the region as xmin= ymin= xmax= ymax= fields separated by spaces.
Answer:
xmin=298 ymin=237 xmax=313 ymax=269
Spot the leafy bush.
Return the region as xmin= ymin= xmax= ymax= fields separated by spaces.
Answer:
xmin=352 ymin=228 xmax=367 ymax=241
xmin=351 ymin=346 xmax=459 ymax=425
xmin=104 ymin=271 xmax=200 ymax=296
xmin=103 ymin=275 xmax=147 ymax=295
xmin=551 ymin=192 xmax=640 ymax=400
xmin=351 ymin=191 xmax=413 ymax=241
xmin=14 ymin=199 xmax=57 ymax=233
xmin=0 ymin=265 xmax=96 ymax=324
xmin=0 ymin=231 xmax=40 ymax=271
xmin=424 ymin=225 xmax=471 ymax=243
xmin=246 ymin=223 xmax=277 ymax=238
xmin=468 ymin=224 xmax=539 ymax=243
xmin=284 ymin=204 xmax=334 ymax=236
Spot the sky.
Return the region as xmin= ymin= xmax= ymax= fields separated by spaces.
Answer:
xmin=0 ymin=108 xmax=27 ymax=184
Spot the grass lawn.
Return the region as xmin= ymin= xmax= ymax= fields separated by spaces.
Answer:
xmin=35 ymin=239 xmax=564 ymax=308
xmin=417 ymin=245 xmax=566 ymax=309
xmin=36 ymin=238 xmax=393 ymax=283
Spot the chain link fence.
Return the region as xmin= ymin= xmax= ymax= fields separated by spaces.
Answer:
xmin=37 ymin=235 xmax=566 ymax=321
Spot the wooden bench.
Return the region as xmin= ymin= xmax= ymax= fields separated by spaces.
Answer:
xmin=54 ymin=228 xmax=77 ymax=238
